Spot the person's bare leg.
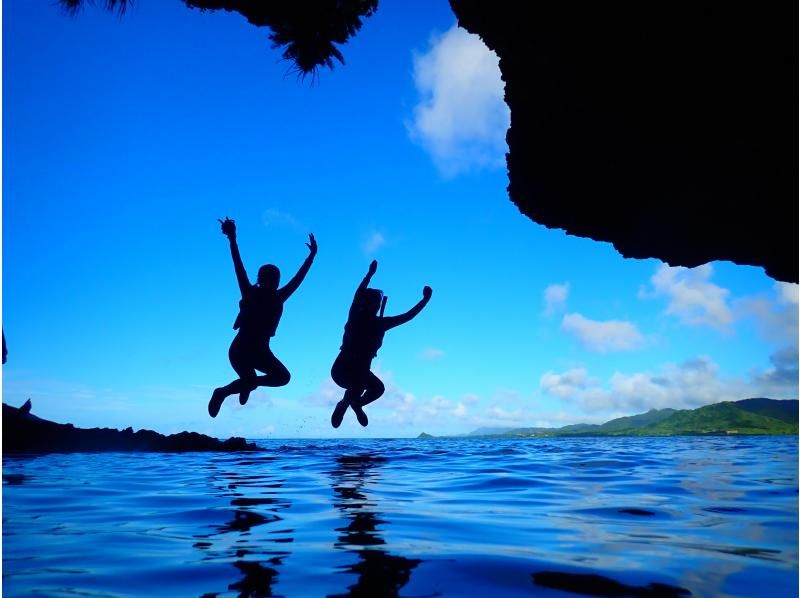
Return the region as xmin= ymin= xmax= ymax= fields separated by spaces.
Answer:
xmin=211 ymin=341 xmax=257 ymax=417
xmin=332 ymin=388 xmax=361 ymax=428
xmin=350 ymin=397 xmax=368 ymax=427
xmin=209 ymin=375 xmax=255 ymax=417
xmin=352 ymin=372 xmax=385 ymax=427
xmin=242 ymin=347 xmax=291 ymax=405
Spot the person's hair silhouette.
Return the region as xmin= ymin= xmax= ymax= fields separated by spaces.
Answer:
xmin=209 ymin=218 xmax=317 ymax=418
xmin=330 ymin=260 xmax=432 ymax=428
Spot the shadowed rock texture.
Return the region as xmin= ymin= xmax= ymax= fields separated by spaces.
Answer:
xmin=450 ymin=1 xmax=798 ymax=282
xmin=2 ymin=403 xmax=260 ymax=453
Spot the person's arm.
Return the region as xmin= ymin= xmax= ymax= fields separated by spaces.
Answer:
xmin=278 ymin=233 xmax=317 ymax=301
xmin=219 ymin=217 xmax=250 ymax=298
xmin=382 ymin=286 xmax=432 ymax=330
xmin=349 ymin=260 xmax=378 ymax=318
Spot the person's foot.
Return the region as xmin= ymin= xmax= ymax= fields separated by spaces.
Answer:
xmin=208 ymin=388 xmax=226 ymax=418
xmin=352 ymin=402 xmax=368 ymax=427
xmin=331 ymin=399 xmax=348 ymax=429
xmin=238 ymin=389 xmax=251 ymax=406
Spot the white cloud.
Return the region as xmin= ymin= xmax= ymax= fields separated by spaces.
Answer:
xmin=303 ymin=378 xmax=343 ymax=407
xmin=362 ymin=230 xmax=385 ymax=255
xmin=540 ymin=355 xmax=795 ymax=415
xmin=641 ymin=263 xmax=733 ymax=331
xmin=540 ymin=368 xmax=598 ymax=399
xmin=750 ymin=346 xmax=799 ymax=398
xmin=606 ymin=357 xmax=739 ymax=412
xmin=543 ymin=282 xmax=570 ymax=316
xmin=420 ymin=347 xmax=445 ymax=360
xmin=561 ymin=313 xmax=645 ymax=352
xmin=462 ymin=393 xmax=480 ymax=406
xmin=738 ymin=282 xmax=799 ymax=346
xmin=736 ymin=282 xmax=798 ymax=399
xmin=776 ymin=282 xmax=799 ymax=306
xmin=485 ymin=406 xmax=525 ymax=422
xmin=408 ymin=24 xmax=509 ymax=176
xmin=303 ymin=366 xmax=460 ymax=429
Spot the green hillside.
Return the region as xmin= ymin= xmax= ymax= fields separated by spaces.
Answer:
xmin=624 ymin=402 xmax=797 ymax=436
xmin=595 ymin=408 xmax=676 ymax=433
xmin=733 ymin=398 xmax=798 ymax=423
xmin=420 ymin=399 xmax=798 ymax=438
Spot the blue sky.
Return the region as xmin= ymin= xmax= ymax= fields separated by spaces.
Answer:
xmin=3 ymin=0 xmax=797 ymax=439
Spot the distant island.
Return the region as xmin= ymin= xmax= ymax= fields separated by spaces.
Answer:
xmin=418 ymin=398 xmax=798 ymax=438
xmin=2 ymin=402 xmax=260 ymax=454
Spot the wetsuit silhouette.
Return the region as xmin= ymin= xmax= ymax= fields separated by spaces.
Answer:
xmin=209 ymin=218 xmax=316 ymax=418
xmin=330 ymin=260 xmax=431 ymax=428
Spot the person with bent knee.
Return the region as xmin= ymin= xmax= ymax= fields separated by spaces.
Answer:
xmin=330 ymin=260 xmax=432 ymax=428
xmin=209 ymin=217 xmax=317 ymax=418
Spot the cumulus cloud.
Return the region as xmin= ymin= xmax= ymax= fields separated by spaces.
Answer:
xmin=607 ymin=357 xmax=740 ymax=411
xmin=543 ymin=282 xmax=570 ymax=316
xmin=303 ymin=378 xmax=343 ymax=407
xmin=540 ymin=368 xmax=598 ymax=399
xmin=408 ymin=24 xmax=510 ymax=176
xmin=751 ymin=346 xmax=799 ymax=398
xmin=303 ymin=368 xmax=477 ymax=429
xmin=737 ymin=281 xmax=799 ymax=398
xmin=385 ymin=388 xmax=473 ymax=426
xmin=641 ymin=263 xmax=733 ymax=331
xmin=540 ymin=357 xmax=745 ymax=414
xmin=738 ymin=282 xmax=799 ymax=346
xmin=561 ymin=313 xmax=645 ymax=352
xmin=776 ymin=282 xmax=799 ymax=305
xmin=362 ymin=230 xmax=386 ymax=255
xmin=420 ymin=347 xmax=445 ymax=360
xmin=462 ymin=393 xmax=481 ymax=406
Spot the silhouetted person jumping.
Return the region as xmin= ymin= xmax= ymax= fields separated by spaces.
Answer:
xmin=209 ymin=217 xmax=317 ymax=418
xmin=331 ymin=260 xmax=432 ymax=428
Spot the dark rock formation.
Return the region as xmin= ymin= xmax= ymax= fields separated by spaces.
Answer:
xmin=2 ymin=402 xmax=260 ymax=454
xmin=450 ymin=1 xmax=798 ymax=282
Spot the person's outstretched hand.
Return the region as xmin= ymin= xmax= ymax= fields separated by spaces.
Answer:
xmin=218 ymin=217 xmax=236 ymax=239
xmin=306 ymin=233 xmax=318 ymax=256
xmin=423 ymin=286 xmax=433 ymax=300
xmin=368 ymin=260 xmax=378 ymax=275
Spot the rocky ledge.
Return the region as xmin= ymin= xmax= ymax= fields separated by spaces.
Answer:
xmin=2 ymin=402 xmax=260 ymax=454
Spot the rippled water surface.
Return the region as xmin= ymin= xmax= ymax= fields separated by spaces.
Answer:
xmin=3 ymin=436 xmax=798 ymax=597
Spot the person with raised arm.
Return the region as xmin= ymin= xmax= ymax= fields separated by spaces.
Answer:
xmin=330 ymin=260 xmax=432 ymax=428
xmin=209 ymin=217 xmax=317 ymax=418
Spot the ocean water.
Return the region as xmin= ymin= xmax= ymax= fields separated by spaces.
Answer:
xmin=3 ymin=436 xmax=797 ymax=597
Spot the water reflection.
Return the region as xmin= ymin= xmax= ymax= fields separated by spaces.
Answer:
xmin=327 ymin=454 xmax=421 ymax=598
xmin=198 ymin=455 xmax=293 ymax=597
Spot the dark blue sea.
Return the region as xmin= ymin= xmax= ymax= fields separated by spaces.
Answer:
xmin=3 ymin=436 xmax=798 ymax=597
